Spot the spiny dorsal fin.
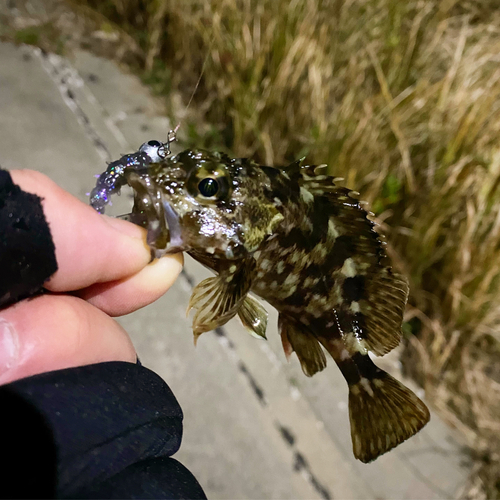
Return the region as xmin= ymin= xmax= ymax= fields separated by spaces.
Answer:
xmin=349 ymin=372 xmax=430 ymax=462
xmin=298 ymin=165 xmax=408 ymax=356
xmin=279 ymin=315 xmax=327 ymax=377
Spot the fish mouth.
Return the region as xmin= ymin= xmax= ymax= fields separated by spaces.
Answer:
xmin=163 ymin=201 xmax=185 ymax=253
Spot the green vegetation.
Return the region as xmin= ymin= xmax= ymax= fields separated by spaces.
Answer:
xmin=15 ymin=0 xmax=500 ymax=495
xmin=1 ymin=20 xmax=65 ymax=54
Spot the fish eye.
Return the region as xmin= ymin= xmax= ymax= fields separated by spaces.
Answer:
xmin=147 ymin=140 xmax=161 ymax=147
xmin=198 ymin=177 xmax=219 ymax=198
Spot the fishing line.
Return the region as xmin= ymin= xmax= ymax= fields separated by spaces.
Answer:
xmin=172 ymin=35 xmax=216 ymax=136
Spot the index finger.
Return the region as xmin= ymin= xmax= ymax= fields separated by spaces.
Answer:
xmin=10 ymin=170 xmax=159 ymax=292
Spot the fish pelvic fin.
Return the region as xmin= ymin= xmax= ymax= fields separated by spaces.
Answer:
xmin=348 ymin=371 xmax=430 ymax=463
xmin=279 ymin=315 xmax=327 ymax=377
xmin=238 ymin=294 xmax=268 ymax=339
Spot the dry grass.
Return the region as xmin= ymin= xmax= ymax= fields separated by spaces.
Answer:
xmin=12 ymin=0 xmax=500 ymax=496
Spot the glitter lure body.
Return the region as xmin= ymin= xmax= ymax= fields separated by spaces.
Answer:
xmin=90 ymin=137 xmax=430 ymax=462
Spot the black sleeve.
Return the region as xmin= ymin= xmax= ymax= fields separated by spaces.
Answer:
xmin=0 ymin=361 xmax=206 ymax=499
xmin=0 ymin=169 xmax=58 ymax=308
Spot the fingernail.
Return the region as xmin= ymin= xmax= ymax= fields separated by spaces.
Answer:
xmin=0 ymin=319 xmax=20 ymax=376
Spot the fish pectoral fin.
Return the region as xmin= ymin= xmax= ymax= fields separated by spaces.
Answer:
xmin=360 ymin=269 xmax=409 ymax=356
xmin=279 ymin=315 xmax=327 ymax=377
xmin=238 ymin=295 xmax=268 ymax=339
xmin=348 ymin=371 xmax=430 ymax=463
xmin=188 ymin=262 xmax=253 ymax=340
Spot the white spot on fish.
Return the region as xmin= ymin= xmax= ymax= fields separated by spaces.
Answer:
xmin=340 ymin=349 xmax=350 ymax=361
xmin=261 ymin=259 xmax=271 ymax=271
xmin=343 ymin=332 xmax=368 ymax=354
xmin=284 ymin=274 xmax=299 ymax=287
xmin=300 ymin=254 xmax=312 ymax=267
xmin=253 ymin=250 xmax=262 ymax=260
xmin=276 ymin=261 xmax=285 ymax=274
xmin=311 ymin=243 xmax=328 ymax=261
xmin=350 ymin=301 xmax=360 ymax=313
xmin=304 ymin=277 xmax=314 ymax=288
xmin=341 ymin=258 xmax=357 ymax=277
xmin=328 ymin=219 xmax=339 ymax=239
xmin=360 ymin=377 xmax=374 ymax=397
xmin=229 ymin=264 xmax=237 ymax=273
xmin=206 ymin=246 xmax=216 ymax=254
xmin=300 ymin=186 xmax=314 ymax=203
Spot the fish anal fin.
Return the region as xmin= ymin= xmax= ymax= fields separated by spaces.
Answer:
xmin=360 ymin=270 xmax=409 ymax=356
xmin=238 ymin=294 xmax=268 ymax=339
xmin=279 ymin=315 xmax=327 ymax=377
xmin=349 ymin=371 xmax=430 ymax=463
xmin=280 ymin=328 xmax=294 ymax=360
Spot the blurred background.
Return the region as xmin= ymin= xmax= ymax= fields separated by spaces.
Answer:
xmin=1 ymin=0 xmax=500 ymax=498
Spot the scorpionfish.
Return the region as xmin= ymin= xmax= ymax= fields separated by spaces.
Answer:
xmin=90 ymin=138 xmax=430 ymax=463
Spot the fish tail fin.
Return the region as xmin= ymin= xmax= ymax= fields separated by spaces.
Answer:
xmin=348 ymin=370 xmax=430 ymax=463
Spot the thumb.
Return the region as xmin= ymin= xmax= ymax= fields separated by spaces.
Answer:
xmin=0 ymin=295 xmax=136 ymax=386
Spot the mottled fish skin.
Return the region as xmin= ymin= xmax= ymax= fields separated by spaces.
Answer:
xmin=91 ymin=145 xmax=430 ymax=463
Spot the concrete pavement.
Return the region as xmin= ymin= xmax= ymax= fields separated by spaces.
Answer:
xmin=0 ymin=40 xmax=470 ymax=499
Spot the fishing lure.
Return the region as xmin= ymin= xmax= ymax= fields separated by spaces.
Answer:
xmin=89 ymin=134 xmax=430 ymax=463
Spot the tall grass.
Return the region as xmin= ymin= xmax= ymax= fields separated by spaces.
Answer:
xmin=64 ymin=0 xmax=500 ymax=496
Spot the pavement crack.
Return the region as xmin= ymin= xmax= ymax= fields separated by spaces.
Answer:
xmin=293 ymin=450 xmax=332 ymax=500
xmin=33 ymin=47 xmax=112 ymax=163
xmin=278 ymin=424 xmax=296 ymax=447
xmin=276 ymin=422 xmax=332 ymax=500
xmin=237 ymin=361 xmax=267 ymax=407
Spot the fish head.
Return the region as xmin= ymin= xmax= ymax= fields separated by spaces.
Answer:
xmin=148 ymin=149 xmax=283 ymax=260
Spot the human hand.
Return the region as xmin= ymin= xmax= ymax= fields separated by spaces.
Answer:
xmin=0 ymin=170 xmax=183 ymax=385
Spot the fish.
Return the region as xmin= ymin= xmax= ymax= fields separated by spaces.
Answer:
xmin=90 ymin=138 xmax=430 ymax=463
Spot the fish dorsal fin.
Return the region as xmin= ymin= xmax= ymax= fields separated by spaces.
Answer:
xmin=279 ymin=314 xmax=327 ymax=377
xmin=187 ymin=261 xmax=254 ymax=341
xmin=296 ymin=164 xmax=409 ymax=356
xmin=238 ymin=294 xmax=268 ymax=339
xmin=283 ymin=158 xmax=304 ymax=181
